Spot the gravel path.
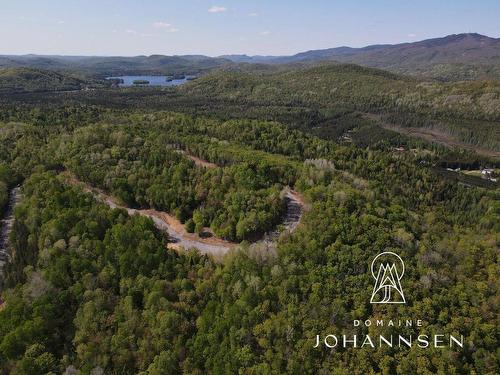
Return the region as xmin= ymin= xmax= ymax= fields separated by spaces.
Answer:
xmin=66 ymin=174 xmax=305 ymax=257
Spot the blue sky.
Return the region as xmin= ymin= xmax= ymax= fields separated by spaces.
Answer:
xmin=1 ymin=0 xmax=499 ymax=56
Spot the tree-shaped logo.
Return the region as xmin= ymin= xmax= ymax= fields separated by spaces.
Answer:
xmin=370 ymin=251 xmax=406 ymax=304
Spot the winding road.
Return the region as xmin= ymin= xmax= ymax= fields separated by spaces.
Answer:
xmin=65 ymin=174 xmax=305 ymax=257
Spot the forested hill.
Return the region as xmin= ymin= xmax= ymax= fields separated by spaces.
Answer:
xmin=0 ymin=68 xmax=86 ymax=93
xmin=182 ymin=63 xmax=500 ymax=154
xmin=1 ymin=63 xmax=498 ymax=155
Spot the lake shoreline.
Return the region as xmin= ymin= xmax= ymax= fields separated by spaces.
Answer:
xmin=106 ymin=75 xmax=193 ymax=87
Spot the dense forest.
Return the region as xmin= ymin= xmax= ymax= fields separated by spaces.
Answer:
xmin=0 ymin=69 xmax=87 ymax=94
xmin=0 ymin=58 xmax=498 ymax=374
xmin=2 ymin=62 xmax=499 ymax=156
xmin=181 ymin=64 xmax=500 ymax=152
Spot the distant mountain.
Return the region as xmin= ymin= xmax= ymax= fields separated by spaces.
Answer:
xmin=222 ymin=34 xmax=500 ymax=80
xmin=2 ymin=34 xmax=499 ymax=80
xmin=219 ymin=54 xmax=277 ymax=63
xmin=271 ymin=34 xmax=499 ymax=63
xmin=0 ymin=55 xmax=232 ymax=77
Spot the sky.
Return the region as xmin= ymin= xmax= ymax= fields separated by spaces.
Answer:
xmin=1 ymin=0 xmax=499 ymax=57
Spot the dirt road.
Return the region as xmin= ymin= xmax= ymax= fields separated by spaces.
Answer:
xmin=64 ymin=174 xmax=305 ymax=257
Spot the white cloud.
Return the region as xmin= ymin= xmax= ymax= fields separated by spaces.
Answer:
xmin=126 ymin=29 xmax=137 ymax=34
xmin=153 ymin=21 xmax=171 ymax=29
xmin=57 ymin=20 xmax=65 ymax=24
xmin=249 ymin=12 xmax=259 ymax=17
xmin=153 ymin=21 xmax=179 ymax=33
xmin=208 ymin=6 xmax=227 ymax=13
xmin=408 ymin=33 xmax=416 ymax=38
xmin=260 ymin=30 xmax=271 ymax=36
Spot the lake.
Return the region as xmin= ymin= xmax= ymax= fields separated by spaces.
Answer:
xmin=106 ymin=75 xmax=193 ymax=87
